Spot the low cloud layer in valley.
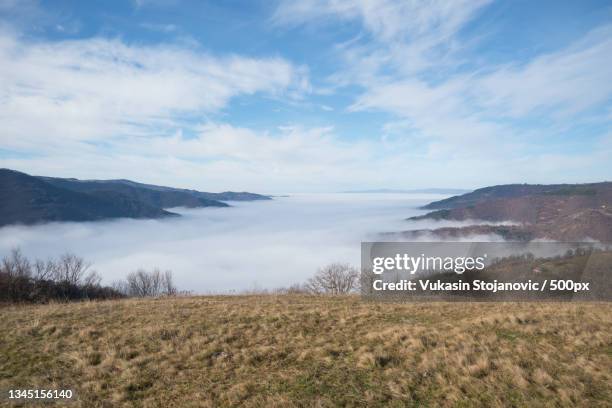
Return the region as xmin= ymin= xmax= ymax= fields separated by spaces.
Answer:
xmin=0 ymin=193 xmax=505 ymax=293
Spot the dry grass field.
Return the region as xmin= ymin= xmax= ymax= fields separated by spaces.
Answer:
xmin=1 ymin=296 xmax=611 ymax=407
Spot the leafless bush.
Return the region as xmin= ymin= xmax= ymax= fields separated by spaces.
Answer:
xmin=2 ymin=248 xmax=31 ymax=278
xmin=0 ymin=248 xmax=181 ymax=303
xmin=54 ymin=253 xmax=91 ymax=285
xmin=1 ymin=248 xmax=32 ymax=300
xmin=161 ymin=270 xmax=177 ymax=296
xmin=33 ymin=259 xmax=57 ymax=281
xmin=359 ymin=268 xmax=377 ymax=295
xmin=123 ymin=268 xmax=176 ymax=297
xmin=126 ymin=269 xmax=157 ymax=297
xmin=0 ymin=248 xmax=123 ymax=303
xmin=111 ymin=280 xmax=129 ymax=295
xmin=306 ymin=263 xmax=359 ymax=295
xmin=83 ymin=270 xmax=102 ymax=287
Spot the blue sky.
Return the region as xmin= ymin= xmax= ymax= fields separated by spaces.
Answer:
xmin=0 ymin=0 xmax=611 ymax=192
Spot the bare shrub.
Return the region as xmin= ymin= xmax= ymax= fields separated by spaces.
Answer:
xmin=1 ymin=248 xmax=32 ymax=301
xmin=0 ymin=248 xmax=123 ymax=303
xmin=359 ymin=268 xmax=377 ymax=295
xmin=126 ymin=269 xmax=157 ymax=297
xmin=161 ymin=270 xmax=177 ymax=296
xmin=83 ymin=270 xmax=102 ymax=287
xmin=55 ymin=253 xmax=91 ymax=286
xmin=2 ymin=248 xmax=31 ymax=278
xmin=124 ymin=268 xmax=176 ymax=297
xmin=111 ymin=280 xmax=129 ymax=295
xmin=33 ymin=259 xmax=57 ymax=281
xmin=307 ymin=263 xmax=359 ymax=295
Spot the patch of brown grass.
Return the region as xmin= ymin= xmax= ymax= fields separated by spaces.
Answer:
xmin=1 ymin=297 xmax=611 ymax=407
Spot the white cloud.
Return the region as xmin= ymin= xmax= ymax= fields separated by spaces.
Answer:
xmin=139 ymin=23 xmax=178 ymax=33
xmin=132 ymin=0 xmax=178 ymax=9
xmin=2 ymin=124 xmax=379 ymax=191
xmin=275 ymin=1 xmax=612 ymax=184
xmin=276 ymin=0 xmax=492 ymax=80
xmin=349 ymin=25 xmax=612 ymax=148
xmin=1 ymin=1 xmax=610 ymax=192
xmin=289 ymin=0 xmax=612 ymax=121
xmin=274 ymin=0 xmax=491 ymax=43
xmin=0 ymin=31 xmax=308 ymax=152
xmin=3 ymin=119 xmax=610 ymax=193
xmin=0 ymin=193 xmax=500 ymax=292
xmin=476 ymin=26 xmax=612 ymax=117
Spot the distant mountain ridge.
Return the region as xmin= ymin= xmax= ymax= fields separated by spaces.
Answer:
xmin=63 ymin=178 xmax=271 ymax=202
xmin=406 ymin=182 xmax=612 ymax=242
xmin=420 ymin=183 xmax=605 ymax=210
xmin=0 ymin=169 xmax=270 ymax=227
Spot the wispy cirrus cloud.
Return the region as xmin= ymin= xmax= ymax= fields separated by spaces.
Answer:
xmin=274 ymin=0 xmax=612 ymax=174
xmin=277 ymin=0 xmax=612 ymax=119
xmin=273 ymin=0 xmax=491 ymax=43
xmin=275 ymin=0 xmax=492 ymax=79
xmin=348 ymin=24 xmax=612 ymax=153
xmin=475 ymin=26 xmax=612 ymax=118
xmin=139 ymin=22 xmax=178 ymax=33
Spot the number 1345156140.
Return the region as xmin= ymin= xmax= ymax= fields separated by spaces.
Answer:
xmin=7 ymin=389 xmax=74 ymax=400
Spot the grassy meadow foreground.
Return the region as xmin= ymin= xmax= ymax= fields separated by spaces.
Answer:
xmin=1 ymin=296 xmax=611 ymax=407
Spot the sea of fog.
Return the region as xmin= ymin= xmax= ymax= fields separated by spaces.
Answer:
xmin=0 ymin=193 xmax=498 ymax=293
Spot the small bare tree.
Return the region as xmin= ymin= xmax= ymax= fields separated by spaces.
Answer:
xmin=83 ymin=270 xmax=102 ymax=287
xmin=2 ymin=248 xmax=31 ymax=278
xmin=0 ymin=249 xmax=124 ymax=302
xmin=33 ymin=259 xmax=57 ymax=282
xmin=307 ymin=263 xmax=359 ymax=295
xmin=360 ymin=268 xmax=377 ymax=296
xmin=161 ymin=270 xmax=177 ymax=296
xmin=54 ymin=253 xmax=91 ymax=286
xmin=125 ymin=268 xmax=175 ymax=297
xmin=111 ymin=280 xmax=130 ymax=296
xmin=126 ymin=269 xmax=157 ymax=297
xmin=1 ymin=248 xmax=32 ymax=300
